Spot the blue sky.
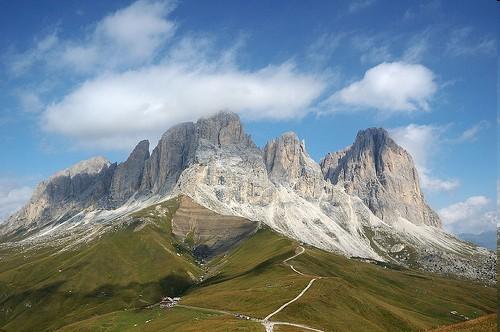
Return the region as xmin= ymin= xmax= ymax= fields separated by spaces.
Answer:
xmin=0 ymin=0 xmax=497 ymax=236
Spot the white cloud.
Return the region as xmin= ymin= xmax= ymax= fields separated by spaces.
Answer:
xmin=328 ymin=62 xmax=437 ymax=113
xmin=42 ymin=62 xmax=324 ymax=149
xmin=7 ymin=0 xmax=176 ymax=75
xmin=438 ymin=196 xmax=496 ymax=234
xmin=61 ymin=0 xmax=175 ymax=71
xmin=389 ymin=124 xmax=459 ymax=192
xmin=419 ymin=176 xmax=460 ymax=192
xmin=8 ymin=0 xmax=325 ymax=150
xmin=0 ymin=181 xmax=33 ymax=223
xmin=446 ymin=27 xmax=495 ymax=57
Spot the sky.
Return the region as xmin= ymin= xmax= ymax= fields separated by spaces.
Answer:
xmin=0 ymin=0 xmax=497 ymax=238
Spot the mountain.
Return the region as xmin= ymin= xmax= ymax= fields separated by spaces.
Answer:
xmin=0 ymin=197 xmax=495 ymax=332
xmin=0 ymin=156 xmax=115 ymax=236
xmin=0 ymin=112 xmax=495 ymax=284
xmin=320 ymin=128 xmax=440 ymax=227
xmin=458 ymin=230 xmax=497 ymax=250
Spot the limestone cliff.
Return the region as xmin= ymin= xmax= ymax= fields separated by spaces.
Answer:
xmin=320 ymin=128 xmax=441 ymax=227
xmin=111 ymin=140 xmax=150 ymax=204
xmin=2 ymin=157 xmax=114 ymax=233
xmin=263 ymin=132 xmax=323 ymax=200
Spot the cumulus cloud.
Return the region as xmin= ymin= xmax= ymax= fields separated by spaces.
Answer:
xmin=7 ymin=1 xmax=441 ymax=153
xmin=42 ymin=62 xmax=324 ymax=149
xmin=389 ymin=124 xmax=460 ymax=192
xmin=2 ymin=0 xmax=325 ymax=150
xmin=7 ymin=0 xmax=176 ymax=75
xmin=438 ymin=196 xmax=496 ymax=234
xmin=61 ymin=0 xmax=175 ymax=72
xmin=0 ymin=180 xmax=33 ymax=223
xmin=327 ymin=62 xmax=437 ymax=113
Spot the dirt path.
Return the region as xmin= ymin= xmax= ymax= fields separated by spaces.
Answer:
xmin=159 ymin=246 xmax=324 ymax=332
xmin=263 ymin=277 xmax=318 ymax=321
xmin=176 ymin=304 xmax=234 ymax=316
xmin=260 ymin=246 xmax=324 ymax=332
xmin=264 ymin=321 xmax=325 ymax=332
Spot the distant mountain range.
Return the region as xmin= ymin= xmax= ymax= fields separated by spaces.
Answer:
xmin=458 ymin=230 xmax=497 ymax=250
xmin=0 ymin=111 xmax=495 ymax=283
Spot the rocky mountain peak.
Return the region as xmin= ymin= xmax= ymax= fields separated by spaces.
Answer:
xmin=111 ymin=140 xmax=150 ymax=204
xmin=141 ymin=122 xmax=198 ymax=195
xmin=140 ymin=111 xmax=255 ymax=196
xmin=321 ymin=127 xmax=440 ymax=227
xmin=196 ymin=111 xmax=254 ymax=147
xmin=52 ymin=156 xmax=110 ymax=179
xmin=264 ymin=131 xmax=323 ymax=199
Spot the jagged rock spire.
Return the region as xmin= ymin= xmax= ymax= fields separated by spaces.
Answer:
xmin=263 ymin=131 xmax=323 ymax=199
xmin=321 ymin=127 xmax=441 ymax=227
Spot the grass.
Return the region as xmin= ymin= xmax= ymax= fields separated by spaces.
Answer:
xmin=271 ymin=246 xmax=496 ymax=331
xmin=0 ymin=198 xmax=202 ymax=331
xmin=426 ymin=314 xmax=497 ymax=332
xmin=56 ymin=306 xmax=262 ymax=332
xmin=180 ymin=227 xmax=311 ymax=318
xmin=0 ymin=197 xmax=495 ymax=332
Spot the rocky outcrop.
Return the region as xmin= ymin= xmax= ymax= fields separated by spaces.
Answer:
xmin=140 ymin=122 xmax=198 ymax=195
xmin=1 ymin=111 xmax=257 ymax=234
xmin=171 ymin=196 xmax=258 ymax=258
xmin=1 ymin=112 xmax=493 ymax=283
xmin=320 ymin=128 xmax=440 ymax=227
xmin=111 ymin=140 xmax=150 ymax=204
xmin=139 ymin=112 xmax=255 ymax=196
xmin=2 ymin=157 xmax=115 ymax=233
xmin=263 ymin=132 xmax=323 ymax=199
xmin=196 ymin=111 xmax=254 ymax=147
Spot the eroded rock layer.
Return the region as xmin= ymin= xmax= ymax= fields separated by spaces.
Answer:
xmin=171 ymin=196 xmax=258 ymax=258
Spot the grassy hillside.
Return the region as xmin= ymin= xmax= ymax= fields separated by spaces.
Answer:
xmin=426 ymin=314 xmax=497 ymax=332
xmin=56 ymin=306 xmax=262 ymax=332
xmin=0 ymin=198 xmax=202 ymax=331
xmin=0 ymin=197 xmax=496 ymax=332
xmin=271 ymin=247 xmax=496 ymax=331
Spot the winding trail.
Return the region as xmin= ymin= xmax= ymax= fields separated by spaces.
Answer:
xmin=263 ymin=277 xmax=318 ymax=321
xmin=260 ymin=246 xmax=324 ymax=332
xmin=157 ymin=246 xmax=324 ymax=332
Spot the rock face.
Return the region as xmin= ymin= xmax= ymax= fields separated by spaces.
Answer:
xmin=171 ymin=196 xmax=258 ymax=258
xmin=2 ymin=111 xmax=256 ymax=233
xmin=197 ymin=111 xmax=254 ymax=147
xmin=2 ymin=157 xmax=115 ymax=233
xmin=320 ymin=128 xmax=441 ymax=227
xmin=139 ymin=112 xmax=254 ymax=196
xmin=140 ymin=122 xmax=198 ymax=195
xmin=1 ymin=112 xmax=494 ymax=283
xmin=263 ymin=132 xmax=323 ymax=199
xmin=111 ymin=140 xmax=150 ymax=204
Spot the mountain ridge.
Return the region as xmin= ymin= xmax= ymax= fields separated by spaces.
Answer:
xmin=0 ymin=111 xmax=495 ymax=283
